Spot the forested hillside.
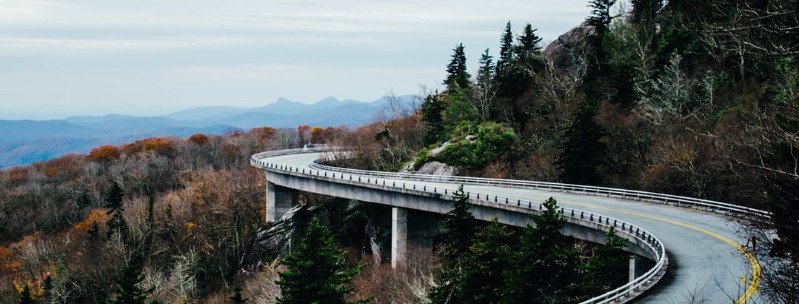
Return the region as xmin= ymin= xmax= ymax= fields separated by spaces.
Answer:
xmin=0 ymin=127 xmax=350 ymax=303
xmin=1 ymin=0 xmax=798 ymax=303
xmin=345 ymin=0 xmax=799 ymax=301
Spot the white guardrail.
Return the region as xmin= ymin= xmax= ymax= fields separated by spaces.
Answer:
xmin=250 ymin=148 xmax=768 ymax=304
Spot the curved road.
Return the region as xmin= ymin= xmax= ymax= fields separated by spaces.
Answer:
xmin=255 ymin=151 xmax=761 ymax=303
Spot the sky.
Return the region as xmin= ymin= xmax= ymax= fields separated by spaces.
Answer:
xmin=0 ymin=0 xmax=593 ymax=120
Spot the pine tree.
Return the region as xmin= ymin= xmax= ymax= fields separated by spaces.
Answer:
xmin=458 ymin=218 xmax=515 ymax=303
xmin=110 ymin=260 xmax=154 ymax=304
xmin=18 ymin=285 xmax=34 ymax=304
xmin=106 ymin=182 xmax=129 ymax=242
xmin=276 ymin=217 xmax=365 ymax=304
xmin=496 ymin=21 xmax=514 ymax=75
xmin=556 ymin=97 xmax=607 ymax=185
xmin=508 ymin=197 xmax=581 ymax=303
xmin=421 ymin=92 xmax=445 ymax=145
xmin=428 ymin=185 xmax=481 ymax=304
xmin=586 ymin=0 xmax=617 ymax=77
xmin=581 ymin=226 xmax=629 ymax=296
xmin=587 ymin=0 xmax=616 ymax=36
xmin=229 ymin=286 xmax=248 ymax=304
xmin=443 ymin=83 xmax=478 ymax=133
xmin=513 ymin=23 xmax=542 ymax=62
xmin=443 ymin=43 xmax=471 ymax=92
xmin=43 ymin=275 xmax=53 ymax=300
xmin=476 ymin=48 xmax=495 ymax=94
xmin=630 ymin=0 xmax=662 ymax=26
xmin=440 ymin=185 xmax=478 ymax=260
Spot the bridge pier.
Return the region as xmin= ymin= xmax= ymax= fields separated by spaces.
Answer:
xmin=266 ymin=182 xmax=299 ymax=223
xmin=391 ymin=207 xmax=407 ymax=268
xmin=628 ymin=255 xmax=652 ymax=282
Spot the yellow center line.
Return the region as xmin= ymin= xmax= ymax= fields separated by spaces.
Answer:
xmin=562 ymin=201 xmax=761 ymax=303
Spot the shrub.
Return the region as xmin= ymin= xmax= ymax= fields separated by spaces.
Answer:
xmin=412 ymin=148 xmax=431 ymax=171
xmin=439 ymin=122 xmax=516 ymax=170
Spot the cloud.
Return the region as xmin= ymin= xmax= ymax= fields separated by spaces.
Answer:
xmin=0 ymin=0 xmax=595 ymax=119
xmin=0 ymin=36 xmax=251 ymax=51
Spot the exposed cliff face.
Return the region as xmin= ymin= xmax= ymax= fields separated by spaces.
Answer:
xmin=544 ymin=22 xmax=596 ymax=69
xmin=241 ymin=199 xmax=393 ymax=270
xmin=241 ymin=204 xmax=313 ymax=270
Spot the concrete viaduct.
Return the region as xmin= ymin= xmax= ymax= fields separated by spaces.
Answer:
xmin=251 ymin=149 xmax=765 ymax=303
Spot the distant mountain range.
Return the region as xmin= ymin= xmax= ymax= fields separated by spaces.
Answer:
xmin=0 ymin=95 xmax=418 ymax=169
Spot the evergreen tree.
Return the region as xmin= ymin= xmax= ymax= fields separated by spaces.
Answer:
xmin=443 ymin=83 xmax=478 ymax=134
xmin=229 ymin=286 xmax=248 ymax=304
xmin=476 ymin=48 xmax=495 ymax=94
xmin=556 ymin=97 xmax=607 ymax=185
xmin=508 ymin=197 xmax=581 ymax=303
xmin=276 ymin=217 xmax=365 ymax=304
xmin=105 ymin=182 xmax=129 ymax=242
xmin=421 ymin=92 xmax=446 ymax=145
xmin=586 ymin=0 xmax=617 ymax=76
xmin=440 ymin=185 xmax=478 ymax=260
xmin=428 ymin=185 xmax=480 ymax=304
xmin=443 ymin=43 xmax=471 ymax=92
xmin=513 ymin=23 xmax=542 ymax=63
xmin=110 ymin=260 xmax=154 ymax=304
xmin=653 ymin=0 xmax=714 ymax=70
xmin=630 ymin=0 xmax=662 ymax=27
xmin=41 ymin=275 xmax=53 ymax=302
xmin=581 ymin=226 xmax=630 ymax=296
xmin=587 ymin=0 xmax=616 ymax=36
xmin=18 ymin=285 xmax=34 ymax=304
xmin=495 ymin=21 xmax=523 ymax=97
xmin=459 ymin=218 xmax=515 ymax=303
xmin=496 ymin=21 xmax=514 ymax=75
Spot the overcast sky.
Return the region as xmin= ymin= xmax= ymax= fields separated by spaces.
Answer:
xmin=0 ymin=0 xmax=593 ymax=120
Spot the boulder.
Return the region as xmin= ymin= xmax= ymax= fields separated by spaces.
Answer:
xmin=544 ymin=22 xmax=596 ymax=70
xmin=416 ymin=161 xmax=460 ymax=176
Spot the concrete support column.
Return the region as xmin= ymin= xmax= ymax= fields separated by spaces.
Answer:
xmin=391 ymin=207 xmax=407 ymax=268
xmin=266 ymin=182 xmax=299 ymax=223
xmin=629 ymin=256 xmax=637 ymax=282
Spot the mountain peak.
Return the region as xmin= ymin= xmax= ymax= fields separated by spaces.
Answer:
xmin=274 ymin=97 xmax=296 ymax=104
xmin=316 ymin=96 xmax=340 ymax=105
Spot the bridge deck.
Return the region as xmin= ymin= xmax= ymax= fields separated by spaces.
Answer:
xmin=255 ymin=151 xmax=760 ymax=304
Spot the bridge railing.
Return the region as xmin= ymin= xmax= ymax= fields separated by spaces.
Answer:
xmin=253 ymin=148 xmax=769 ymax=220
xmin=251 ymin=149 xmax=678 ymax=303
xmin=304 ymin=161 xmax=769 ymax=221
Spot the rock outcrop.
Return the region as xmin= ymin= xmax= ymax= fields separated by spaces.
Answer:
xmin=544 ymin=22 xmax=596 ymax=69
xmin=240 ymin=204 xmax=313 ymax=270
xmin=415 ymin=161 xmax=460 ymax=176
xmin=241 ymin=199 xmax=393 ymax=270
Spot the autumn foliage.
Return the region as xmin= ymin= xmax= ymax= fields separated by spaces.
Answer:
xmin=188 ymin=133 xmax=210 ymax=145
xmin=121 ymin=138 xmax=178 ymax=158
xmin=0 ymin=126 xmax=307 ymax=303
xmin=87 ymin=145 xmax=120 ymax=162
